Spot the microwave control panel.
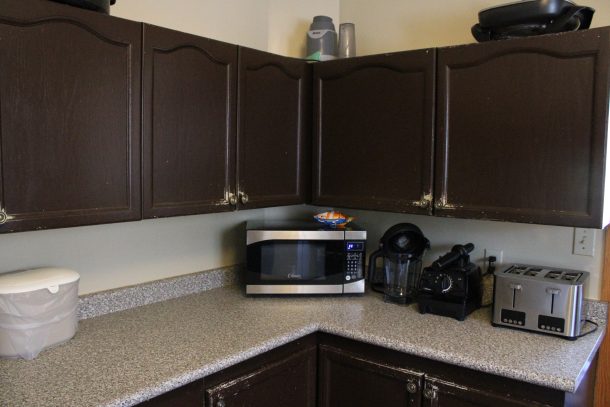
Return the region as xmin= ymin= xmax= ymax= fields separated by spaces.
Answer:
xmin=345 ymin=241 xmax=365 ymax=281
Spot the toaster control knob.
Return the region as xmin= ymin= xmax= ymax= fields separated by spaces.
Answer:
xmin=439 ymin=274 xmax=453 ymax=293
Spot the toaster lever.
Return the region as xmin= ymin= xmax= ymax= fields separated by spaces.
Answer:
xmin=546 ymin=287 xmax=561 ymax=314
xmin=509 ymin=283 xmax=522 ymax=308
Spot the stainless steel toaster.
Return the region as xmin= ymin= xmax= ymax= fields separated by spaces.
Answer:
xmin=492 ymin=264 xmax=589 ymax=339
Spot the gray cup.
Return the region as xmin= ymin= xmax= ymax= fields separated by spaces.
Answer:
xmin=338 ymin=23 xmax=356 ymax=58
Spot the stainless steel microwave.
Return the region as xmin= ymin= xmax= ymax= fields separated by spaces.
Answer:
xmin=246 ymin=221 xmax=366 ymax=295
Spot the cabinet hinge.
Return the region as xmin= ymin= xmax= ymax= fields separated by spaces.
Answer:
xmin=0 ymin=209 xmax=14 ymax=225
xmin=413 ymin=192 xmax=432 ymax=209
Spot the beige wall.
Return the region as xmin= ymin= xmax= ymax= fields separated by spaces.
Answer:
xmin=111 ymin=0 xmax=340 ymax=57
xmin=339 ymin=0 xmax=610 ymax=54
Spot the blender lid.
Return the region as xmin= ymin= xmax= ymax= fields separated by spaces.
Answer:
xmin=380 ymin=223 xmax=430 ymax=259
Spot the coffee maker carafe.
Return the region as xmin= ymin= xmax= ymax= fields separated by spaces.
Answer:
xmin=368 ymin=224 xmax=430 ymax=304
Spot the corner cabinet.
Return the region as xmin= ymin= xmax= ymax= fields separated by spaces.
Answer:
xmin=142 ymin=27 xmax=312 ymax=218
xmin=203 ymin=335 xmax=317 ymax=407
xmin=0 ymin=0 xmax=142 ymax=232
xmin=142 ymin=24 xmax=237 ymax=218
xmin=435 ymin=27 xmax=610 ymax=228
xmin=312 ymin=50 xmax=436 ymax=215
xmin=236 ymin=47 xmax=311 ymax=210
xmin=318 ymin=344 xmax=424 ymax=407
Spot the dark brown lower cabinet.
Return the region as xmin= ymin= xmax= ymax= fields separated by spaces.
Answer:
xmin=139 ymin=333 xmax=596 ymax=407
xmin=318 ymin=344 xmax=424 ymax=407
xmin=318 ymin=333 xmax=596 ymax=407
xmin=204 ymin=335 xmax=317 ymax=407
xmin=138 ymin=380 xmax=204 ymax=407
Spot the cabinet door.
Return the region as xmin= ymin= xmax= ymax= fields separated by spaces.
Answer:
xmin=236 ymin=47 xmax=311 ymax=209
xmin=0 ymin=0 xmax=141 ymax=232
xmin=142 ymin=24 xmax=237 ymax=218
xmin=139 ymin=380 xmax=203 ymax=406
xmin=422 ymin=377 xmax=547 ymax=407
xmin=313 ymin=50 xmax=435 ymax=214
xmin=205 ymin=346 xmax=316 ymax=407
xmin=318 ymin=344 xmax=424 ymax=407
xmin=436 ymin=27 xmax=610 ymax=227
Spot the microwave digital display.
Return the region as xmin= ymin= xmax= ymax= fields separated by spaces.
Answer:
xmin=346 ymin=242 xmax=364 ymax=251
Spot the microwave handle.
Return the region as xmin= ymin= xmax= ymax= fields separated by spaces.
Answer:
xmin=247 ymin=230 xmax=346 ymax=245
xmin=367 ymin=249 xmax=382 ymax=282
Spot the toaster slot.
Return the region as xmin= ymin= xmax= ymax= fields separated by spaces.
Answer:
xmin=544 ymin=270 xmax=562 ymax=279
xmin=562 ymin=272 xmax=582 ymax=282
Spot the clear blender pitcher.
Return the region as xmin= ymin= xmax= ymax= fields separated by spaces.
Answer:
xmin=368 ymin=224 xmax=429 ymax=304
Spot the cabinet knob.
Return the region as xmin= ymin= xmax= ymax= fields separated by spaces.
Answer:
xmin=239 ymin=192 xmax=249 ymax=204
xmin=423 ymin=383 xmax=438 ymax=401
xmin=228 ymin=194 xmax=238 ymax=205
xmin=406 ymin=381 xmax=418 ymax=394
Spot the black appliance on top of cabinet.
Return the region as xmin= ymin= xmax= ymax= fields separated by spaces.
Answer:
xmin=471 ymin=0 xmax=594 ymax=42
xmin=49 ymin=0 xmax=116 ymax=14
xmin=418 ymin=243 xmax=482 ymax=321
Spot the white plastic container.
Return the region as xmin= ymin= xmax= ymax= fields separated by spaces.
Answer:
xmin=0 ymin=268 xmax=80 ymax=360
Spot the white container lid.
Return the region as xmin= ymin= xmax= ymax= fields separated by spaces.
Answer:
xmin=0 ymin=268 xmax=80 ymax=294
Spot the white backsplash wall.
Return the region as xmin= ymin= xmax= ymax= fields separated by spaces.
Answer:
xmin=339 ymin=0 xmax=610 ymax=55
xmin=0 ymin=205 xmax=311 ymax=295
xmin=317 ymin=207 xmax=605 ymax=300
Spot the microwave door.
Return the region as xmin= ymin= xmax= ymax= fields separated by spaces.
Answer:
xmin=247 ymin=240 xmax=345 ymax=285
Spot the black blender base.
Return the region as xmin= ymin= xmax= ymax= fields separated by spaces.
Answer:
xmin=418 ymin=297 xmax=478 ymax=321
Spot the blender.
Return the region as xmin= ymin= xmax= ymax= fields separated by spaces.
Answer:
xmin=368 ymin=223 xmax=430 ymax=304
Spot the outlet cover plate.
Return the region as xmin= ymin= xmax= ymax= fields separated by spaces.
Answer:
xmin=573 ymin=228 xmax=595 ymax=256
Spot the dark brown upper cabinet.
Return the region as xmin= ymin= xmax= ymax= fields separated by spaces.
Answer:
xmin=142 ymin=24 xmax=237 ymax=218
xmin=236 ymin=47 xmax=311 ymax=210
xmin=0 ymin=0 xmax=141 ymax=233
xmin=312 ymin=50 xmax=436 ymax=214
xmin=435 ymin=27 xmax=610 ymax=228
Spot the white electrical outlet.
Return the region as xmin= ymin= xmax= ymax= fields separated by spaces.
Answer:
xmin=484 ymin=248 xmax=504 ymax=266
xmin=573 ymin=228 xmax=595 ymax=256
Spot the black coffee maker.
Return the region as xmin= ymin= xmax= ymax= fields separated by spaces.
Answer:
xmin=417 ymin=243 xmax=482 ymax=321
xmin=368 ymin=224 xmax=430 ymax=304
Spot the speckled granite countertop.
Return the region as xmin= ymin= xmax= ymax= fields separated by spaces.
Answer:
xmin=0 ymin=285 xmax=605 ymax=407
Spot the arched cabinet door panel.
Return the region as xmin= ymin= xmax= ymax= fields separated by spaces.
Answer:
xmin=236 ymin=47 xmax=311 ymax=210
xmin=312 ymin=50 xmax=436 ymax=214
xmin=0 ymin=0 xmax=142 ymax=233
xmin=142 ymin=24 xmax=237 ymax=218
xmin=435 ymin=27 xmax=610 ymax=228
